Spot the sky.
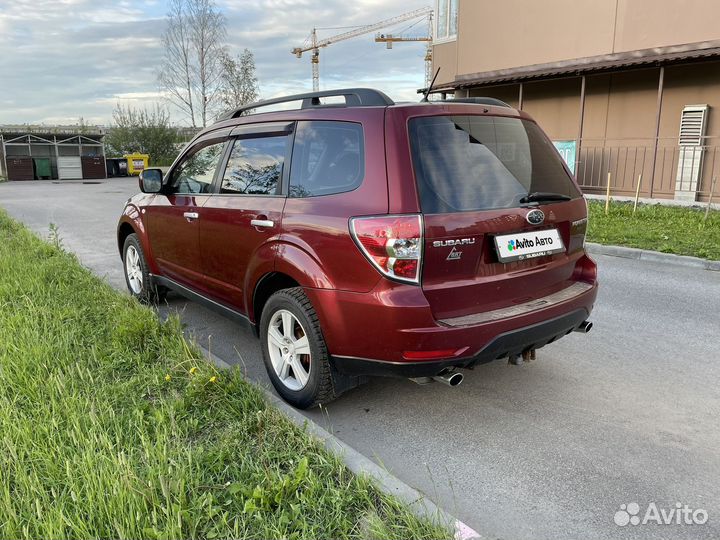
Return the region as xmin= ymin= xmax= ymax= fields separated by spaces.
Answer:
xmin=0 ymin=0 xmax=431 ymax=126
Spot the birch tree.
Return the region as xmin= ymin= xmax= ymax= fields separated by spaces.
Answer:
xmin=158 ymin=0 xmax=226 ymax=127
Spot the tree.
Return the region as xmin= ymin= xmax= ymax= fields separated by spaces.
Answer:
xmin=158 ymin=0 xmax=226 ymax=128
xmin=218 ymin=48 xmax=259 ymax=115
xmin=105 ymin=104 xmax=178 ymax=165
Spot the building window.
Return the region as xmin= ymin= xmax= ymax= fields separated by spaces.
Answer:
xmin=436 ymin=0 xmax=458 ymax=41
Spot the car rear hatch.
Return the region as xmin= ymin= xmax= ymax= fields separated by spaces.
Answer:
xmin=407 ymin=112 xmax=589 ymax=321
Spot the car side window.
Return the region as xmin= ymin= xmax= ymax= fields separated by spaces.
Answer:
xmin=169 ymin=141 xmax=226 ymax=195
xmin=289 ymin=121 xmax=364 ymax=198
xmin=220 ymin=135 xmax=290 ymax=195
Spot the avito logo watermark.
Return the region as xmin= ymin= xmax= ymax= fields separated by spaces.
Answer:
xmin=507 ymin=235 xmax=555 ymax=252
xmin=614 ymin=502 xmax=709 ymax=527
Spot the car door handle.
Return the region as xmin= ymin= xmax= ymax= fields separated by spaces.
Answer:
xmin=183 ymin=211 xmax=199 ymax=221
xmin=250 ymin=219 xmax=274 ymax=228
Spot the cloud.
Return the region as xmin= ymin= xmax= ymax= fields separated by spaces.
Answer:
xmin=0 ymin=0 xmax=431 ymax=125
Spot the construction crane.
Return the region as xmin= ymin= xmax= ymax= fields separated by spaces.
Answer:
xmin=292 ymin=7 xmax=433 ymax=92
xmin=375 ymin=9 xmax=434 ymax=88
xmin=375 ymin=29 xmax=433 ymax=88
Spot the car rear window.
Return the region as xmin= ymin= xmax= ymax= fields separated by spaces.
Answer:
xmin=409 ymin=115 xmax=581 ymax=213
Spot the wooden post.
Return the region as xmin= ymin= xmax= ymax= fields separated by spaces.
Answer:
xmin=575 ymin=76 xmax=586 ymax=177
xmin=705 ymin=176 xmax=717 ymax=221
xmin=649 ymin=66 xmax=665 ymax=198
xmin=633 ymin=174 xmax=642 ymax=214
xmin=605 ymin=172 xmax=612 ymax=215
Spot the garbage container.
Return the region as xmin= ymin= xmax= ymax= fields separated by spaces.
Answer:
xmin=33 ymin=158 xmax=52 ymax=180
xmin=106 ymin=158 xmax=129 ymax=177
xmin=124 ymin=153 xmax=149 ymax=176
xmin=7 ymin=157 xmax=34 ymax=181
xmin=81 ymin=156 xmax=106 ymax=179
xmin=106 ymin=159 xmax=117 ymax=177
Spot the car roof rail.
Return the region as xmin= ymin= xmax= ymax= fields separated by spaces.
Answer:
xmin=441 ymin=97 xmax=512 ymax=108
xmin=216 ymin=88 xmax=395 ymax=121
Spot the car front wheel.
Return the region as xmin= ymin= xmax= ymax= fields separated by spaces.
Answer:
xmin=122 ymin=233 xmax=164 ymax=304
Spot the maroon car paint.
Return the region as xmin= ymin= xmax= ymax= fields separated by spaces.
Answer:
xmin=118 ymin=99 xmax=597 ymax=370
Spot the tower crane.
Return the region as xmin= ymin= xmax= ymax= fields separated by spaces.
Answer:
xmin=292 ymin=7 xmax=433 ymax=92
xmin=375 ymin=9 xmax=434 ymax=89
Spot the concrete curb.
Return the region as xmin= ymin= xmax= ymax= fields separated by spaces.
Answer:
xmin=586 ymin=242 xmax=720 ymax=271
xmin=198 ymin=345 xmax=485 ymax=540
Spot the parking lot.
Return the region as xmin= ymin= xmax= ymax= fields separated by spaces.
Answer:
xmin=1 ymin=178 xmax=718 ymax=539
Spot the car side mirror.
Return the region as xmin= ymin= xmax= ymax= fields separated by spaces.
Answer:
xmin=139 ymin=168 xmax=163 ymax=193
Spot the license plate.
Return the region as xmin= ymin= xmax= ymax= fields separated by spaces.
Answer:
xmin=494 ymin=229 xmax=565 ymax=263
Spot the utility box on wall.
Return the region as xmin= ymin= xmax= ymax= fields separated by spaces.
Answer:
xmin=674 ymin=104 xmax=709 ymax=202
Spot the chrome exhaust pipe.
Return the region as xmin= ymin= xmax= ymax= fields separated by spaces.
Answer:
xmin=575 ymin=320 xmax=593 ymax=333
xmin=432 ymin=370 xmax=464 ymax=387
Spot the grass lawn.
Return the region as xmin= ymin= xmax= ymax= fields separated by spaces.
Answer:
xmin=587 ymin=200 xmax=720 ymax=260
xmin=0 ymin=210 xmax=450 ymax=540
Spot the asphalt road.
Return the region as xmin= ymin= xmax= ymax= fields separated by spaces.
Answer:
xmin=2 ymin=178 xmax=719 ymax=540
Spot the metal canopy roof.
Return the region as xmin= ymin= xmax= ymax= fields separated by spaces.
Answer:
xmin=436 ymin=40 xmax=720 ymax=91
xmin=0 ymin=125 xmax=105 ymax=138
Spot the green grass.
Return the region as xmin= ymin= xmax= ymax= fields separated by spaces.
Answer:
xmin=587 ymin=200 xmax=720 ymax=260
xmin=0 ymin=210 xmax=450 ymax=540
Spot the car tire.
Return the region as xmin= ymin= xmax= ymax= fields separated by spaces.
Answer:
xmin=122 ymin=233 xmax=165 ymax=304
xmin=260 ymin=287 xmax=336 ymax=409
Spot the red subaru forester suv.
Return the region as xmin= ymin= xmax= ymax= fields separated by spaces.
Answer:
xmin=117 ymin=88 xmax=597 ymax=408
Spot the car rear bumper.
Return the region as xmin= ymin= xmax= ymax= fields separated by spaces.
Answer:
xmin=305 ymin=277 xmax=598 ymax=378
xmin=331 ymin=308 xmax=590 ymax=378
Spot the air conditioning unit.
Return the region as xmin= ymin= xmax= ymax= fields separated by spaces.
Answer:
xmin=674 ymin=104 xmax=709 ymax=202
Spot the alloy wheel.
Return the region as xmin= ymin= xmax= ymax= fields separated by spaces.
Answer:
xmin=125 ymin=245 xmax=143 ymax=294
xmin=267 ymin=309 xmax=312 ymax=391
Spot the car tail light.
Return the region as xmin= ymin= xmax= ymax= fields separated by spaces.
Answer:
xmin=349 ymin=214 xmax=423 ymax=284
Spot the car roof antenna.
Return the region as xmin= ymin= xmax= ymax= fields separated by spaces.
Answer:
xmin=421 ymin=67 xmax=441 ymax=103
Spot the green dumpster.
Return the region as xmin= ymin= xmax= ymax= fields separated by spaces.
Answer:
xmin=33 ymin=158 xmax=52 ymax=180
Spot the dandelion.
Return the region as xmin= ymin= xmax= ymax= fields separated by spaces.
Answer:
xmin=189 ymin=367 xmax=198 ymax=375
xmin=209 ymin=376 xmax=217 ymax=383
xmin=164 ymin=374 xmax=171 ymax=382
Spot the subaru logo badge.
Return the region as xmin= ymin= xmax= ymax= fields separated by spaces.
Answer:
xmin=526 ymin=209 xmax=545 ymax=225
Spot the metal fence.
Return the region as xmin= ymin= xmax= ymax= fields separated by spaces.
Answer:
xmin=576 ymin=137 xmax=719 ymax=201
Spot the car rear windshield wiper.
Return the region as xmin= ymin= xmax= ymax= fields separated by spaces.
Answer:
xmin=519 ymin=192 xmax=572 ymax=204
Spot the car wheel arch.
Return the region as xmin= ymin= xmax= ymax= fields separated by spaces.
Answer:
xmin=251 ymin=272 xmax=301 ymax=333
xmin=118 ymin=214 xmax=158 ymax=274
xmin=117 ymin=221 xmax=136 ymax=255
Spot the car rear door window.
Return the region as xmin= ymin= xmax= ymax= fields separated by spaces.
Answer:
xmin=220 ymin=135 xmax=290 ymax=195
xmin=289 ymin=121 xmax=364 ymax=197
xmin=409 ymin=115 xmax=580 ymax=213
